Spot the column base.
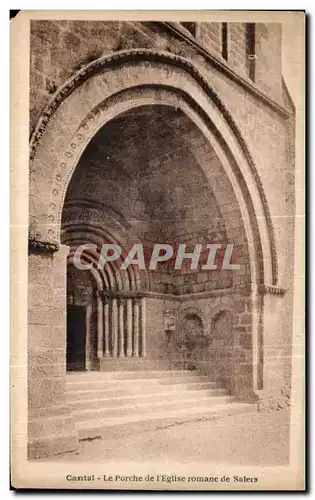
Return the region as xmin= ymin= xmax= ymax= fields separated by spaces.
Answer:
xmin=255 ymin=388 xmax=291 ymax=412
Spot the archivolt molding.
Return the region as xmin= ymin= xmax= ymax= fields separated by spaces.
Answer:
xmin=29 ymin=48 xmax=278 ymax=285
xmin=63 ymin=218 xmax=151 ymax=292
xmin=62 ymin=200 xmax=132 ymax=232
xmin=67 ymin=251 xmax=106 ymax=291
xmin=61 ymin=200 xmax=151 ymax=291
xmin=61 ymin=202 xmax=133 ymax=246
xmin=65 ymin=230 xmax=151 ymax=291
xmin=43 ymin=84 xmax=257 ymax=288
xmin=66 ymin=235 xmax=124 ymax=291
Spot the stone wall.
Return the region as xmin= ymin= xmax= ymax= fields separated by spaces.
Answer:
xmin=30 ymin=21 xmax=284 ymax=127
xmin=28 ymin=246 xmax=79 ymax=458
xmin=141 ymin=290 xmax=254 ymax=400
xmin=178 ymin=292 xmax=253 ymax=399
xmin=30 ymin=20 xmax=119 ymax=130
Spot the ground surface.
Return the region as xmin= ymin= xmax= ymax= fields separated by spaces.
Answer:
xmin=42 ymin=409 xmax=290 ymax=465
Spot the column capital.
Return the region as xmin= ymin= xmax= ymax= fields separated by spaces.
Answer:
xmin=28 ymin=237 xmax=59 ymax=254
xmin=258 ymin=284 xmax=286 ymax=297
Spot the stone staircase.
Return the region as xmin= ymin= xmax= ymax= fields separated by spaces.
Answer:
xmin=66 ymin=370 xmax=257 ymax=441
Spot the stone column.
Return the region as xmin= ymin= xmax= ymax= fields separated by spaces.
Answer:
xmin=126 ymin=298 xmax=133 ymax=357
xmin=231 ymin=293 xmax=256 ymax=400
xmin=259 ymin=287 xmax=287 ymax=408
xmin=97 ymin=292 xmax=103 ymax=359
xmin=111 ymin=298 xmax=118 ymax=358
xmin=140 ymin=297 xmax=146 ymax=357
xmin=85 ymin=303 xmax=92 ymax=370
xmin=118 ymin=299 xmax=125 ymax=357
xmin=28 ymin=243 xmax=78 ymax=459
xmin=103 ymin=296 xmax=110 ymax=357
xmin=132 ymin=299 xmax=139 ymax=357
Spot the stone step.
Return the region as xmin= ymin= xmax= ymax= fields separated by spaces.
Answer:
xmin=72 ymin=395 xmax=236 ymax=422
xmin=67 ymin=388 xmax=229 ymax=410
xmin=76 ymin=402 xmax=257 ymax=441
xmin=66 ymin=370 xmax=211 ymax=383
xmin=66 ymin=373 xmax=216 ymax=390
xmin=67 ymin=381 xmax=220 ymax=399
xmin=99 ymin=359 xmax=183 ymax=371
xmin=65 ymin=370 xmax=252 ymax=444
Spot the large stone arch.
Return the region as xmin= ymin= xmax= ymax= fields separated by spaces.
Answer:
xmin=29 ymin=49 xmax=277 ymax=288
xmin=27 ymin=49 xmax=285 ymax=459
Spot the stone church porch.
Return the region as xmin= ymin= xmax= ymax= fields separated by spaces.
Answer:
xmin=28 ymin=23 xmax=294 ymax=460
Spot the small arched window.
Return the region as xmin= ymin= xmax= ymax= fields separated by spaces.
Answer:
xmin=221 ymin=22 xmax=228 ymax=61
xmin=246 ymin=23 xmax=256 ymax=81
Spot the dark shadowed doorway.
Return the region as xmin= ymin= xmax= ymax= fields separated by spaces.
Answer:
xmin=66 ymin=305 xmax=86 ymax=371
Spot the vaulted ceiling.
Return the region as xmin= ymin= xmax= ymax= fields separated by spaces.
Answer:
xmin=63 ymin=105 xmax=226 ymax=243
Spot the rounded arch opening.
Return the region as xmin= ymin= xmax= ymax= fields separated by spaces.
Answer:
xmin=29 ymin=50 xmax=277 ymax=289
xmin=60 ymin=102 xmax=253 ymax=297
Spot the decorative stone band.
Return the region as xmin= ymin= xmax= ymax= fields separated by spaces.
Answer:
xmin=28 ymin=238 xmax=59 ymax=254
xmin=29 ymin=48 xmax=289 ymax=163
xmin=100 ymin=290 xmax=146 ymax=301
xmin=98 ymin=285 xmax=251 ymax=301
xmin=258 ymin=284 xmax=286 ymax=297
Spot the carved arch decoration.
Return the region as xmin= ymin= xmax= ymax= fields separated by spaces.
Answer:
xmin=62 ymin=219 xmax=151 ymax=293
xmin=29 ymin=48 xmax=278 ymax=287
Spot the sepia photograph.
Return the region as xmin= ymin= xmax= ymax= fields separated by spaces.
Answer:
xmin=10 ymin=10 xmax=305 ymax=490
